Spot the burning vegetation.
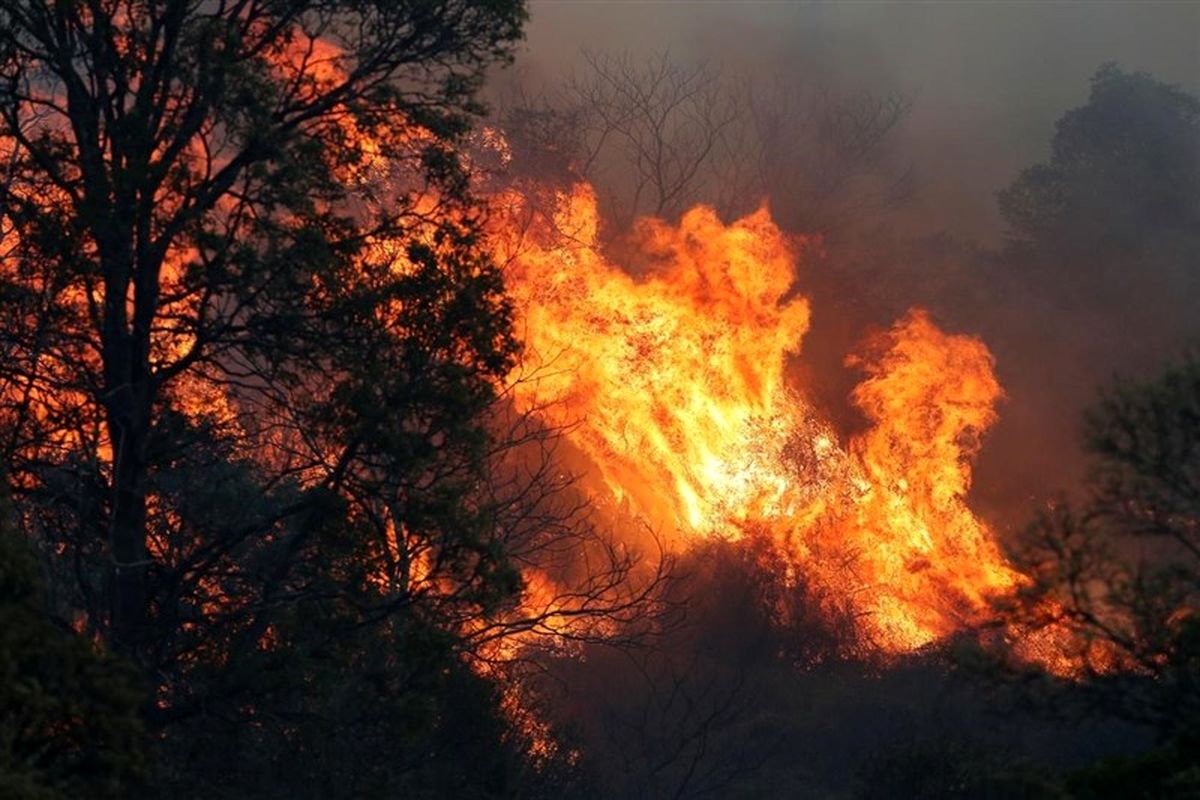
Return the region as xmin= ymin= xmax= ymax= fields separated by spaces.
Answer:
xmin=495 ymin=179 xmax=1016 ymax=652
xmin=0 ymin=2 xmax=1197 ymax=798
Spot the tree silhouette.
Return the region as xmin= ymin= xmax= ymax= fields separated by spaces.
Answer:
xmin=498 ymin=50 xmax=911 ymax=236
xmin=0 ymin=479 xmax=145 ymax=799
xmin=0 ymin=0 xmax=527 ymax=658
xmin=999 ymin=64 xmax=1199 ymax=272
xmin=0 ymin=2 xmax=639 ymax=793
xmin=995 ymin=351 xmax=1200 ymax=798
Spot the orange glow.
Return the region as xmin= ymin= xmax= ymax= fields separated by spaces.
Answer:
xmin=494 ymin=182 xmax=1023 ymax=652
xmin=1 ymin=30 xmax=1104 ymax=747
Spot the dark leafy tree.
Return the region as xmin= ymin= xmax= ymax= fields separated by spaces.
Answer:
xmin=0 ymin=1 xmax=656 ymax=794
xmin=996 ymin=62 xmax=1200 ymax=368
xmin=944 ymin=64 xmax=1200 ymax=522
xmin=0 ymin=480 xmax=145 ymax=799
xmin=0 ymin=0 xmax=527 ymax=658
xmin=998 ymin=64 xmax=1200 ymax=278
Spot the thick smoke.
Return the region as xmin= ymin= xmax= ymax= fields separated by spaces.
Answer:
xmin=480 ymin=6 xmax=1199 ymax=793
xmin=515 ymin=1 xmax=1197 ymax=241
xmin=492 ymin=0 xmax=1200 ymax=531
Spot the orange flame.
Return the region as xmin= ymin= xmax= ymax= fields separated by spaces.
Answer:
xmin=496 ymin=183 xmax=1022 ymax=652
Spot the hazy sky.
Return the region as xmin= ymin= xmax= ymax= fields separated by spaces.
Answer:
xmin=515 ymin=1 xmax=1200 ymax=241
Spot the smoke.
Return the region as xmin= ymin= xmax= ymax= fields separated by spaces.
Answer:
xmin=473 ymin=8 xmax=1199 ymax=790
xmin=516 ymin=1 xmax=1198 ymax=242
xmin=493 ymin=1 xmax=1200 ymax=531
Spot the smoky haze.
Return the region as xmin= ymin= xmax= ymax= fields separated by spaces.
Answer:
xmin=516 ymin=1 xmax=1198 ymax=242
xmin=495 ymin=0 xmax=1200 ymax=533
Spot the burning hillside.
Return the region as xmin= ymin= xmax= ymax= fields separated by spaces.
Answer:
xmin=1 ymin=1 xmax=1195 ymax=796
xmin=491 ymin=181 xmax=1021 ymax=653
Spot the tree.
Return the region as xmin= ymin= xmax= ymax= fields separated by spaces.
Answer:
xmin=963 ymin=65 xmax=1200 ymax=522
xmin=995 ymin=63 xmax=1200 ymax=339
xmin=564 ymin=52 xmax=739 ymax=229
xmin=497 ymin=50 xmax=911 ymax=237
xmin=1001 ymin=350 xmax=1200 ymax=762
xmin=0 ymin=4 xmax=670 ymax=792
xmin=0 ymin=480 xmax=145 ymax=799
xmin=998 ymin=64 xmax=1200 ymax=312
xmin=0 ymin=0 xmax=640 ymax=792
xmin=0 ymin=0 xmax=527 ymax=656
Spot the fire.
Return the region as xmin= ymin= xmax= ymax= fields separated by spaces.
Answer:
xmin=0 ymin=23 xmax=1086 ymax=732
xmin=503 ymin=188 xmax=810 ymax=536
xmin=494 ymin=182 xmax=1022 ymax=651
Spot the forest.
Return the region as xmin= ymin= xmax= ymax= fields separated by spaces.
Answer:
xmin=0 ymin=2 xmax=1197 ymax=798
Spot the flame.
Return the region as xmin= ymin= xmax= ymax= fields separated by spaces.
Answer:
xmin=2 ymin=34 xmax=1098 ymax=762
xmin=495 ymin=183 xmax=1023 ymax=651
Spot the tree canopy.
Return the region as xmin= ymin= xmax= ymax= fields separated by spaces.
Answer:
xmin=0 ymin=481 xmax=145 ymax=799
xmin=0 ymin=1 xmax=589 ymax=795
xmin=998 ymin=64 xmax=1200 ymax=299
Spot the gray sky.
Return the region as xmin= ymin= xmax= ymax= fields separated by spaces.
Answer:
xmin=516 ymin=0 xmax=1200 ymax=241
xmin=506 ymin=2 xmax=1200 ymax=526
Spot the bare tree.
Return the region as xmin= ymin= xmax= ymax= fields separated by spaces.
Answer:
xmin=496 ymin=50 xmax=913 ymax=238
xmin=739 ymin=81 xmax=913 ymax=232
xmin=565 ymin=51 xmax=740 ymax=229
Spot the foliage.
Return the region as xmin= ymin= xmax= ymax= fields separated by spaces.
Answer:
xmin=1009 ymin=351 xmax=1200 ymax=733
xmin=0 ymin=1 xmax=606 ymax=794
xmin=0 ymin=0 xmax=529 ymax=655
xmin=978 ymin=350 xmax=1200 ymax=798
xmin=998 ymin=64 xmax=1200 ymax=303
xmin=858 ymin=740 xmax=1067 ymax=800
xmin=1067 ymin=740 xmax=1200 ymax=800
xmin=0 ymin=485 xmax=146 ymax=799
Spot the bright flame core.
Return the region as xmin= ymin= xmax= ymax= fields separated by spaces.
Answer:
xmin=498 ymin=183 xmax=1020 ymax=651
